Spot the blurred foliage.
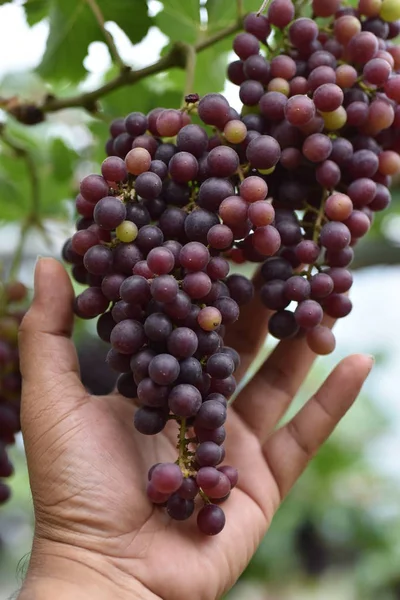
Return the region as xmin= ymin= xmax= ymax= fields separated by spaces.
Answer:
xmin=0 ymin=1 xmax=399 ymax=599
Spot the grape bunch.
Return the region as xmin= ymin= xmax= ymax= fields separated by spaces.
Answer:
xmin=0 ymin=281 xmax=26 ymax=504
xmin=226 ymin=0 xmax=400 ymax=352
xmin=63 ymin=0 xmax=400 ymax=534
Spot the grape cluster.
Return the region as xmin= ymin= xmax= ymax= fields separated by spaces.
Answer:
xmin=225 ymin=0 xmax=400 ymax=353
xmin=63 ymin=0 xmax=400 ymax=534
xmin=64 ymin=95 xmax=257 ymax=534
xmin=0 ymin=281 xmax=26 ymax=504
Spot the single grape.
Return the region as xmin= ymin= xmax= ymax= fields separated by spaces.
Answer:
xmin=101 ymin=156 xmax=128 ymax=182
xmin=285 ymin=95 xmax=316 ymax=126
xmin=197 ymin=307 xmax=222 ymax=332
xmin=167 ymin=327 xmax=198 ymax=358
xmin=198 ymin=94 xmax=230 ymax=128
xmin=168 ymin=384 xmax=202 ymax=417
xmin=310 ymin=273 xmax=334 ymax=299
xmin=195 ymin=441 xmax=223 ymax=467
xmin=150 ymin=463 xmax=183 ymax=495
xmin=320 ymin=222 xmax=351 ymax=251
xmin=295 ymin=300 xmax=323 ymax=328
xmin=137 ymin=378 xmax=169 ymax=407
xmin=166 ymin=495 xmax=195 ymax=521
xmin=233 ymin=32 xmax=260 ymax=60
xmin=125 ymin=148 xmax=152 ymax=175
xmin=110 ymin=319 xmax=146 ymax=355
xmin=268 ymin=310 xmax=299 ymax=339
xmin=147 ymin=247 xmax=175 ymax=275
xmin=134 ymin=406 xmax=168 ymax=435
xmin=144 ymin=313 xmax=173 ymax=342
xmin=268 ymin=0 xmax=295 ymax=27
xmin=116 ymin=373 xmax=138 ymax=398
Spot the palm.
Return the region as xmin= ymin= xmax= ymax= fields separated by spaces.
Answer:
xmin=19 ymin=259 xmax=372 ymax=600
xmin=25 ymin=388 xmax=275 ymax=600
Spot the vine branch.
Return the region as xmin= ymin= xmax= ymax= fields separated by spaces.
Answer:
xmin=11 ymin=18 xmax=243 ymax=119
xmin=85 ymin=0 xmax=127 ymax=71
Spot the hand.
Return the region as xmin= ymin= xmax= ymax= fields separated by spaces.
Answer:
xmin=18 ymin=258 xmax=373 ymax=600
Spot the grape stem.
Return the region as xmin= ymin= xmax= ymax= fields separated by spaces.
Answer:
xmin=257 ymin=0 xmax=270 ymax=15
xmin=182 ymin=43 xmax=197 ymax=102
xmin=0 ymin=128 xmax=42 ymax=281
xmin=85 ymin=0 xmax=127 ymax=72
xmin=304 ymin=191 xmax=328 ymax=278
xmin=177 ymin=417 xmax=192 ymax=475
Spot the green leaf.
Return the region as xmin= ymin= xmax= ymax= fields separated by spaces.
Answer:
xmin=38 ymin=1 xmax=99 ymax=81
xmin=156 ymin=0 xmax=201 ymax=44
xmin=0 ymin=128 xmax=75 ymax=222
xmin=101 ymin=0 xmax=151 ymax=46
xmin=24 ymin=0 xmax=50 ymax=26
xmin=0 ymin=174 xmax=23 ymax=222
xmin=38 ymin=0 xmax=151 ymax=82
xmin=50 ymin=138 xmax=78 ymax=182
xmin=206 ymin=0 xmax=260 ymax=32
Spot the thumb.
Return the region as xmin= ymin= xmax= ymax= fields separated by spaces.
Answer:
xmin=19 ymin=257 xmax=85 ymax=421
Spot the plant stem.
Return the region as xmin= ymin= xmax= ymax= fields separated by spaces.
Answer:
xmin=38 ymin=19 xmax=243 ymax=115
xmin=177 ymin=417 xmax=189 ymax=473
xmin=237 ymin=0 xmax=244 ymax=18
xmin=85 ymin=0 xmax=127 ymax=71
xmin=257 ymin=0 xmax=269 ymax=15
xmin=182 ymin=43 xmax=197 ymax=100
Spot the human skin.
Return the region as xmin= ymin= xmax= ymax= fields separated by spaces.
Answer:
xmin=17 ymin=258 xmax=373 ymax=600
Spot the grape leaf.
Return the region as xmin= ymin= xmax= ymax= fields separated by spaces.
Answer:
xmin=38 ymin=0 xmax=151 ymax=82
xmin=24 ymin=0 xmax=50 ymax=26
xmin=206 ymin=0 xmax=260 ymax=32
xmin=50 ymin=138 xmax=78 ymax=182
xmin=156 ymin=0 xmax=201 ymax=45
xmin=0 ymin=128 xmax=74 ymax=222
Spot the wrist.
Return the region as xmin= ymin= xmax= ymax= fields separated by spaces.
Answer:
xmin=19 ymin=538 xmax=161 ymax=600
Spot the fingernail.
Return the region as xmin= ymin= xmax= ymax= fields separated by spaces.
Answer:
xmin=366 ymin=354 xmax=375 ymax=371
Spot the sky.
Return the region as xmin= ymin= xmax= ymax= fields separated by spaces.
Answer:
xmin=0 ymin=1 xmax=400 ymax=478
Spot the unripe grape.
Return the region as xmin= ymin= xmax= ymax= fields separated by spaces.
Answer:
xmin=197 ymin=307 xmax=223 ymax=331
xmin=320 ymin=106 xmax=347 ymax=130
xmin=116 ymin=220 xmax=139 ymax=243
xmin=223 ymin=120 xmax=247 ymax=144
xmin=380 ymin=0 xmax=400 ymax=21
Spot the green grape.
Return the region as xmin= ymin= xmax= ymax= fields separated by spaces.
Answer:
xmin=320 ymin=106 xmax=347 ymax=130
xmin=380 ymin=0 xmax=400 ymax=21
xmin=224 ymin=120 xmax=247 ymax=144
xmin=116 ymin=220 xmax=139 ymax=243
xmin=258 ymin=166 xmax=276 ymax=175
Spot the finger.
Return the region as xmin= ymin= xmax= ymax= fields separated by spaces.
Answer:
xmin=233 ymin=315 xmax=335 ymax=441
xmin=224 ymin=269 xmax=271 ymax=382
xmin=19 ymin=258 xmax=86 ymax=417
xmin=263 ymin=354 xmax=374 ymax=500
